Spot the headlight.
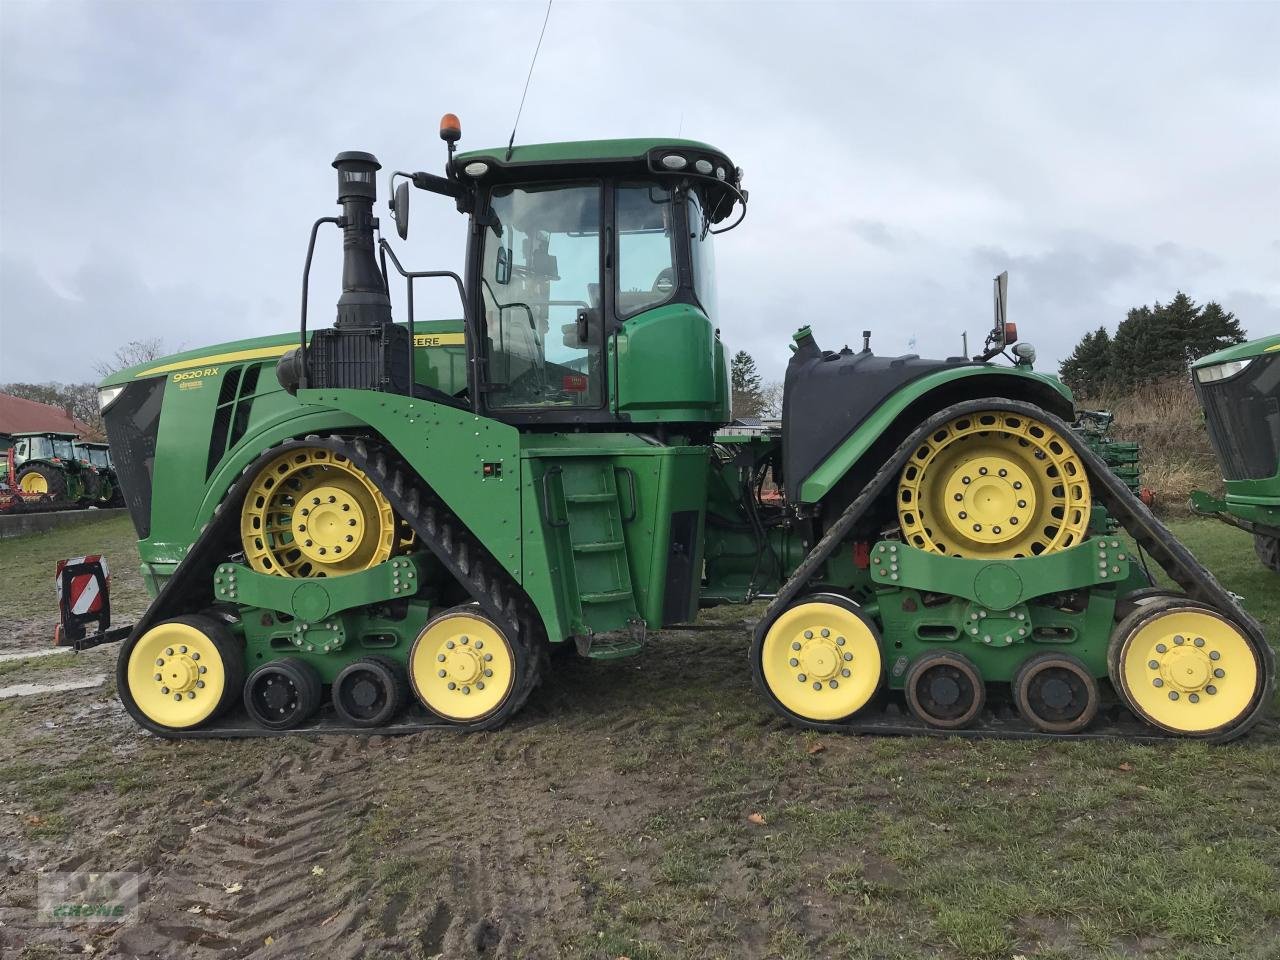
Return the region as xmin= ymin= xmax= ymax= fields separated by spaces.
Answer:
xmin=98 ymin=385 xmax=125 ymax=411
xmin=1195 ymin=358 xmax=1254 ymax=383
xmin=1012 ymin=342 xmax=1037 ymax=365
xmin=463 ymin=161 xmax=489 ymax=177
xmin=660 ymin=154 xmax=688 ymax=171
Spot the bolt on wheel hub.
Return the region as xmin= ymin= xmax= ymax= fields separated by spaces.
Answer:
xmin=409 ymin=614 xmax=516 ymax=722
xmin=761 ymin=600 xmax=881 ymax=722
xmin=1113 ymin=603 xmax=1262 ymax=735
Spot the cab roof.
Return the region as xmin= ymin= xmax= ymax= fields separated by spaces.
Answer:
xmin=12 ymin=430 xmax=80 ymax=439
xmin=455 ymin=137 xmax=728 ymax=167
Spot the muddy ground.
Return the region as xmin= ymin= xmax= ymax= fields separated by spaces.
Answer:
xmin=1 ymin=515 xmax=1277 ymax=960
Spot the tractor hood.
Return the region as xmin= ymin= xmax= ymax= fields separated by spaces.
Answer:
xmin=1193 ymin=333 xmax=1280 ymax=369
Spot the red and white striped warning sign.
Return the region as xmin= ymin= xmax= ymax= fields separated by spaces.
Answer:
xmin=55 ymin=556 xmax=111 ymax=616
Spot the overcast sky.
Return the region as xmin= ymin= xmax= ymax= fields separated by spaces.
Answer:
xmin=2 ymin=0 xmax=1277 ymax=385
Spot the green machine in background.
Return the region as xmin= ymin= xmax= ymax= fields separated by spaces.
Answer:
xmin=3 ymin=431 xmax=88 ymax=505
xmin=90 ymin=114 xmax=1273 ymax=742
xmin=1190 ymin=334 xmax=1280 ymax=572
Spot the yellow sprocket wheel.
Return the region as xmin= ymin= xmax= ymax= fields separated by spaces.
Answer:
xmin=409 ymin=608 xmax=517 ymax=723
xmin=122 ymin=616 xmax=243 ymax=731
xmin=240 ymin=446 xmax=399 ymax=578
xmin=759 ymin=597 xmax=882 ymax=722
xmin=897 ymin=410 xmax=1090 ymax=558
xmin=1108 ymin=599 xmax=1264 ymax=737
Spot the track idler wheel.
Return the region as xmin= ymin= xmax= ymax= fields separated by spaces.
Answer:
xmin=1012 ymin=653 xmax=1099 ymax=733
xmin=119 ymin=615 xmax=245 ymax=733
xmin=897 ymin=410 xmax=1090 ymax=559
xmin=243 ymin=657 xmax=322 ymax=730
xmin=409 ymin=607 xmax=522 ymax=726
xmin=755 ymin=594 xmax=883 ymax=723
xmin=332 ymin=656 xmax=408 ymax=728
xmin=1108 ymin=598 xmax=1266 ymax=738
xmin=904 ymin=651 xmax=985 ymax=729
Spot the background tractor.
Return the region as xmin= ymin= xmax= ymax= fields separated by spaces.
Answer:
xmin=88 ymin=116 xmax=1273 ymax=741
xmin=1189 ymin=333 xmax=1280 ymax=572
xmin=74 ymin=440 xmax=123 ymax=506
xmin=2 ymin=430 xmax=87 ymax=508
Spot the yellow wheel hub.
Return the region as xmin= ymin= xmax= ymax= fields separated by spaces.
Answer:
xmin=126 ymin=622 xmax=226 ymax=729
xmin=409 ymin=612 xmax=516 ymax=722
xmin=1118 ymin=607 xmax=1260 ymax=734
xmin=898 ymin=411 xmax=1090 ymax=558
xmin=761 ymin=601 xmax=881 ymax=722
xmin=240 ymin=447 xmax=396 ymax=578
xmin=19 ymin=473 xmax=48 ymax=494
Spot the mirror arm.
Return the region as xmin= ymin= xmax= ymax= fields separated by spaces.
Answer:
xmin=411 ymin=171 xmax=465 ymax=200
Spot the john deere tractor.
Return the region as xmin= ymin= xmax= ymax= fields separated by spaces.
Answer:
xmin=74 ymin=440 xmax=123 ymax=506
xmin=1189 ymin=334 xmax=1280 ymax=572
xmin=4 ymin=431 xmax=88 ymax=506
xmin=93 ymin=115 xmax=1273 ymax=741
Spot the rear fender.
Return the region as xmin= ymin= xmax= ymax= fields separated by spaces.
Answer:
xmin=798 ymin=368 xmax=1074 ymax=506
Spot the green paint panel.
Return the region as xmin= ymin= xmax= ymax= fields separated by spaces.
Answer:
xmin=613 ymin=304 xmax=729 ymax=423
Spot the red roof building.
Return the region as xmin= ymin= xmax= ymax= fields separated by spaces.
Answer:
xmin=0 ymin=392 xmax=96 ymax=438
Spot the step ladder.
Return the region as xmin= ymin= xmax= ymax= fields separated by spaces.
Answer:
xmin=549 ymin=460 xmax=644 ymax=659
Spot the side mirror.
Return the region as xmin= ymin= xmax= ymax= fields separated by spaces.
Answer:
xmin=495 ymin=246 xmax=511 ymax=285
xmin=390 ymin=180 xmax=410 ymax=240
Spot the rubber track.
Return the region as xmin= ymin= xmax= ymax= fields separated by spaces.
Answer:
xmin=122 ymin=433 xmax=544 ymax=738
xmin=753 ymin=397 xmax=1276 ymax=744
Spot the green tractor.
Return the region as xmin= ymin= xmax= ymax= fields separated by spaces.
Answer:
xmin=91 ymin=116 xmax=1273 ymax=741
xmin=1189 ymin=334 xmax=1280 ymax=572
xmin=3 ymin=431 xmax=88 ymax=506
xmin=74 ymin=440 xmax=123 ymax=506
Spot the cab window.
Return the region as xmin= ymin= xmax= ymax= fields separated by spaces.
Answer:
xmin=480 ymin=183 xmax=603 ymax=409
xmin=615 ymin=183 xmax=675 ymax=319
xmin=687 ymin=192 xmax=719 ymax=321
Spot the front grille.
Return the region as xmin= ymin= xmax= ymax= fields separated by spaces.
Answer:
xmin=103 ymin=377 xmax=165 ymax=538
xmin=1196 ymin=352 xmax=1280 ymax=481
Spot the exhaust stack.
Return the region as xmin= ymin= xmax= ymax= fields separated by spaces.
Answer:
xmin=278 ymin=151 xmax=410 ymax=395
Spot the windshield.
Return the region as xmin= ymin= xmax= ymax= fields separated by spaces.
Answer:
xmin=52 ymin=439 xmax=75 ymax=459
xmin=480 ymin=183 xmax=603 ymax=409
xmin=91 ymin=448 xmax=111 ymax=467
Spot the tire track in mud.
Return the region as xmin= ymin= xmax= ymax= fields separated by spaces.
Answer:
xmin=109 ymin=738 xmax=384 ymax=959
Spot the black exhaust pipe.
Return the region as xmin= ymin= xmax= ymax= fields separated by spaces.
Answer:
xmin=332 ymin=151 xmax=392 ymax=330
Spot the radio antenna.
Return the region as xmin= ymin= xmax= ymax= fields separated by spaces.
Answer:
xmin=506 ymin=0 xmax=554 ymax=161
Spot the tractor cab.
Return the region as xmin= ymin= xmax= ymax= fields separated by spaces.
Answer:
xmin=447 ymin=138 xmax=744 ymax=427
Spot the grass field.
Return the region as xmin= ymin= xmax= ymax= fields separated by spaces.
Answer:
xmin=0 ymin=514 xmax=1276 ymax=960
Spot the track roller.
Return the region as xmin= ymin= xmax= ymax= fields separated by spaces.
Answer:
xmin=1012 ymin=652 xmax=1099 ymax=733
xmin=119 ymin=615 xmax=245 ymax=733
xmin=1108 ymin=597 xmax=1266 ymax=738
xmin=755 ymin=594 xmax=882 ymax=723
xmin=332 ymin=656 xmax=408 ymax=727
xmin=243 ymin=658 xmax=322 ymax=730
xmin=904 ymin=651 xmax=985 ymax=729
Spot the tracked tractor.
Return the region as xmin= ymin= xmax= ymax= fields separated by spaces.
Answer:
xmin=3 ymin=431 xmax=87 ymax=508
xmin=1189 ymin=334 xmax=1280 ymax=572
xmin=89 ymin=116 xmax=1273 ymax=741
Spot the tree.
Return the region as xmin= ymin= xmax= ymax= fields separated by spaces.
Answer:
xmin=94 ymin=338 xmax=166 ymax=379
xmin=1059 ymin=293 xmax=1247 ymax=395
xmin=730 ymin=350 xmax=765 ymax=419
xmin=1059 ymin=326 xmax=1112 ymax=399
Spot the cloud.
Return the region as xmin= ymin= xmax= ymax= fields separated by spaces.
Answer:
xmin=2 ymin=0 xmax=1277 ymax=388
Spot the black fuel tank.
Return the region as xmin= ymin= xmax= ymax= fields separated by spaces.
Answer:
xmin=781 ymin=328 xmax=974 ymax=502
